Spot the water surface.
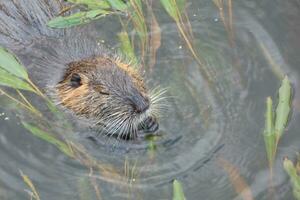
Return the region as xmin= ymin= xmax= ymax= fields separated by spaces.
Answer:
xmin=0 ymin=0 xmax=300 ymax=199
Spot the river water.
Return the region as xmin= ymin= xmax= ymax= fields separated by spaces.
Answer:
xmin=0 ymin=0 xmax=300 ymax=200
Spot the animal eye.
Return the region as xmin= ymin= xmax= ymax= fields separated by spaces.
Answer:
xmin=70 ymin=73 xmax=82 ymax=88
xmin=100 ymin=91 xmax=110 ymax=95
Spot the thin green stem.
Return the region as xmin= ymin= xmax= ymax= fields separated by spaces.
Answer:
xmin=0 ymin=88 xmax=39 ymax=114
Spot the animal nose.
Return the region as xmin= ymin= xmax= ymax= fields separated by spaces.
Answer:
xmin=138 ymin=116 xmax=159 ymax=133
xmin=131 ymin=95 xmax=150 ymax=113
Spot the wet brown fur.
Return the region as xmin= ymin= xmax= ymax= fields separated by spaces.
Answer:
xmin=56 ymin=56 xmax=147 ymax=118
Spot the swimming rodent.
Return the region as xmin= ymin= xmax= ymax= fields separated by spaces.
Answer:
xmin=0 ymin=0 xmax=162 ymax=140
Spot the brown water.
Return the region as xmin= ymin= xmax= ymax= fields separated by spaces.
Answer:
xmin=0 ymin=0 xmax=300 ymax=200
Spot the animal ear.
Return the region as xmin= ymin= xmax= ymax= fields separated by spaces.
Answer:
xmin=70 ymin=73 xmax=82 ymax=88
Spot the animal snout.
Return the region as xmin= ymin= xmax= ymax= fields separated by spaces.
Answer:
xmin=138 ymin=116 xmax=159 ymax=133
xmin=130 ymin=95 xmax=150 ymax=114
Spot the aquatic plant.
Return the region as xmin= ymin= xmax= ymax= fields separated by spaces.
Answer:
xmin=22 ymin=122 xmax=75 ymax=158
xmin=283 ymin=157 xmax=300 ymax=200
xmin=118 ymin=31 xmax=138 ymax=65
xmin=0 ymin=46 xmax=74 ymax=154
xmin=160 ymin=0 xmax=203 ymax=66
xmin=48 ymin=9 xmax=113 ymax=28
xmin=173 ymin=179 xmax=186 ymax=200
xmin=263 ymin=76 xmax=291 ymax=170
xmin=20 ymin=170 xmax=41 ymax=200
xmin=212 ymin=0 xmax=234 ymax=46
xmin=47 ymin=0 xmax=120 ymax=28
xmin=0 ymin=47 xmax=45 ymax=114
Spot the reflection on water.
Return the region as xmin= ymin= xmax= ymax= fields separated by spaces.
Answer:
xmin=0 ymin=0 xmax=300 ymax=199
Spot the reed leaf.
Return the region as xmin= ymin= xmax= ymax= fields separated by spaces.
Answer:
xmin=263 ymin=97 xmax=276 ymax=167
xmin=20 ymin=170 xmax=41 ymax=200
xmin=118 ymin=31 xmax=137 ymax=64
xmin=67 ymin=0 xmax=110 ymax=9
xmin=160 ymin=0 xmax=204 ymax=70
xmin=0 ymin=47 xmax=28 ymax=79
xmin=129 ymin=0 xmax=147 ymax=56
xmin=22 ymin=122 xmax=74 ymax=158
xmin=274 ymin=76 xmax=291 ymax=141
xmin=160 ymin=0 xmax=179 ymax=21
xmin=160 ymin=0 xmax=185 ymax=20
xmin=106 ymin=0 xmax=128 ymax=11
xmin=173 ymin=180 xmax=186 ymax=200
xmin=175 ymin=0 xmax=186 ymax=14
xmin=48 ymin=9 xmax=112 ymax=28
xmin=0 ymin=68 xmax=35 ymax=92
xmin=263 ymin=76 xmax=292 ymax=171
xmin=148 ymin=2 xmax=161 ymax=69
xmin=283 ymin=158 xmax=300 ymax=200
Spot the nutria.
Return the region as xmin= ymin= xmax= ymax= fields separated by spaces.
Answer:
xmin=0 ymin=0 xmax=162 ymax=140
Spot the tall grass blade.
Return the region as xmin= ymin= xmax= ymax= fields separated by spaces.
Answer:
xmin=129 ymin=0 xmax=148 ymax=57
xmin=160 ymin=0 xmax=205 ymax=69
xmin=0 ymin=68 xmax=35 ymax=92
xmin=48 ymin=9 xmax=112 ymax=28
xmin=283 ymin=158 xmax=300 ymax=200
xmin=0 ymin=47 xmax=28 ymax=79
xmin=20 ymin=170 xmax=41 ymax=200
xmin=118 ymin=31 xmax=137 ymax=64
xmin=274 ymin=76 xmax=291 ymax=141
xmin=176 ymin=0 xmax=186 ymax=12
xmin=259 ymin=42 xmax=285 ymax=79
xmin=263 ymin=76 xmax=292 ymax=173
xmin=22 ymin=122 xmax=74 ymax=158
xmin=160 ymin=0 xmax=179 ymax=21
xmin=173 ymin=180 xmax=186 ymax=200
xmin=67 ymin=0 xmax=110 ymax=9
xmin=106 ymin=0 xmax=128 ymax=11
xmin=263 ymin=97 xmax=276 ymax=168
xmin=148 ymin=3 xmax=161 ymax=69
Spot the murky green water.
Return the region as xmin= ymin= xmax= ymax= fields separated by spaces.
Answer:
xmin=0 ymin=0 xmax=300 ymax=199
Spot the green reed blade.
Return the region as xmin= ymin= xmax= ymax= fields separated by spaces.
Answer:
xmin=274 ymin=76 xmax=291 ymax=141
xmin=160 ymin=0 xmax=179 ymax=21
xmin=148 ymin=4 xmax=161 ymax=69
xmin=283 ymin=158 xmax=300 ymax=200
xmin=106 ymin=0 xmax=128 ymax=11
xmin=160 ymin=0 xmax=185 ymax=20
xmin=173 ymin=180 xmax=186 ymax=200
xmin=263 ymin=97 xmax=276 ymax=167
xmin=130 ymin=0 xmax=147 ymax=56
xmin=22 ymin=122 xmax=74 ymax=158
xmin=0 ymin=68 xmax=35 ymax=92
xmin=20 ymin=171 xmax=41 ymax=200
xmin=67 ymin=0 xmax=111 ymax=9
xmin=48 ymin=9 xmax=112 ymax=28
xmin=0 ymin=47 xmax=28 ymax=79
xmin=175 ymin=0 xmax=186 ymax=13
xmin=118 ymin=31 xmax=137 ymax=64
